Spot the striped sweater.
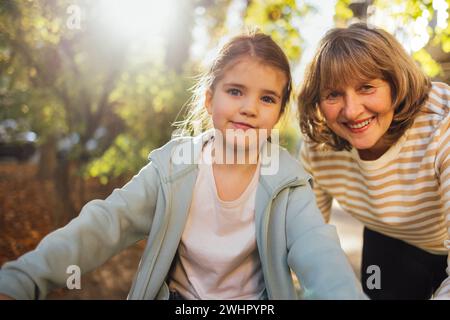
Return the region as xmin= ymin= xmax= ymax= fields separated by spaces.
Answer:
xmin=300 ymin=82 xmax=450 ymax=298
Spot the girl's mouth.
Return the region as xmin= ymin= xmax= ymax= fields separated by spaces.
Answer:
xmin=345 ymin=116 xmax=376 ymax=133
xmin=231 ymin=121 xmax=255 ymax=131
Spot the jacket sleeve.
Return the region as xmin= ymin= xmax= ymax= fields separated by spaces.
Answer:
xmin=286 ymin=182 xmax=368 ymax=299
xmin=0 ymin=161 xmax=160 ymax=300
xmin=299 ymin=142 xmax=333 ymax=222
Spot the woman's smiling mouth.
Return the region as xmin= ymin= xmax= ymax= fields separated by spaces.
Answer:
xmin=344 ymin=116 xmax=376 ymax=133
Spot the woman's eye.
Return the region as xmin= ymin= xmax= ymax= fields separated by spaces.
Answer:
xmin=261 ymin=96 xmax=275 ymax=104
xmin=227 ymin=88 xmax=242 ymax=96
xmin=326 ymin=91 xmax=341 ymax=100
xmin=360 ymin=85 xmax=374 ymax=92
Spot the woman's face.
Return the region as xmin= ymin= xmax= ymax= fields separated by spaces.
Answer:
xmin=319 ymin=79 xmax=394 ymax=160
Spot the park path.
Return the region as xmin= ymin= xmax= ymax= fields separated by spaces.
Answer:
xmin=329 ymin=201 xmax=364 ymax=279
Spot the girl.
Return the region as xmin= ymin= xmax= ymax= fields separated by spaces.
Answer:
xmin=298 ymin=23 xmax=450 ymax=299
xmin=0 ymin=32 xmax=365 ymax=300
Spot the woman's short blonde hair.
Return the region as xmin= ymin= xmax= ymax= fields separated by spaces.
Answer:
xmin=298 ymin=22 xmax=431 ymax=151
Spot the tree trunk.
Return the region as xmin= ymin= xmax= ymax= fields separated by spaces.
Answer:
xmin=53 ymin=157 xmax=77 ymax=227
xmin=36 ymin=135 xmax=57 ymax=180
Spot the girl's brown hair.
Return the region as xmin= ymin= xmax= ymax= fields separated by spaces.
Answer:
xmin=176 ymin=31 xmax=292 ymax=135
xmin=298 ymin=22 xmax=431 ymax=151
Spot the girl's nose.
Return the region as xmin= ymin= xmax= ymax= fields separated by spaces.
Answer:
xmin=240 ymin=97 xmax=258 ymax=116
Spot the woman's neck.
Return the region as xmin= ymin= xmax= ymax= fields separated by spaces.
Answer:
xmin=357 ymin=137 xmax=392 ymax=161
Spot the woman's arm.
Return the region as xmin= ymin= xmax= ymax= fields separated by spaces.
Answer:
xmin=433 ymin=102 xmax=450 ymax=299
xmin=0 ymin=161 xmax=160 ymax=300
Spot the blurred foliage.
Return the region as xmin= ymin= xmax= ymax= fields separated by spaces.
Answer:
xmin=0 ymin=0 xmax=195 ymax=185
xmin=335 ymin=0 xmax=450 ymax=78
xmin=0 ymin=0 xmax=310 ymax=186
xmin=245 ymin=0 xmax=315 ymax=61
xmin=413 ymin=48 xmax=443 ymax=76
xmin=335 ymin=0 xmax=355 ymax=21
xmin=3 ymin=0 xmax=445 ymax=188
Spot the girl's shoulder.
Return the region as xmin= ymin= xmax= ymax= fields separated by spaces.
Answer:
xmin=148 ymin=132 xmax=213 ymax=164
xmin=261 ymin=142 xmax=312 ymax=187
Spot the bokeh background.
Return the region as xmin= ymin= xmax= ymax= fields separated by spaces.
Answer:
xmin=0 ymin=0 xmax=449 ymax=299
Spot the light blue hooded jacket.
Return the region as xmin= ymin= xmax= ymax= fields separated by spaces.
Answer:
xmin=0 ymin=131 xmax=367 ymax=300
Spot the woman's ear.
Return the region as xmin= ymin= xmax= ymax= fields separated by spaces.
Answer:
xmin=205 ymin=89 xmax=213 ymax=115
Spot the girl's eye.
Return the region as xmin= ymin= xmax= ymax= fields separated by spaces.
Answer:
xmin=261 ymin=96 xmax=276 ymax=104
xmin=227 ymin=88 xmax=242 ymax=96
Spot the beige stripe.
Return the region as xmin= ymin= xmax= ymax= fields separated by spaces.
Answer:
xmin=407 ymin=131 xmax=435 ymax=141
xmin=442 ymin=183 xmax=450 ymax=196
xmin=400 ymin=143 xmax=429 ymax=153
xmin=313 ymin=157 xmax=436 ymax=179
xmin=328 ymin=184 xmax=439 ymax=200
xmin=338 ymin=199 xmax=443 ymax=226
xmin=427 ymin=96 xmax=448 ymax=110
xmin=333 ymin=192 xmax=442 ymax=212
xmin=438 ymin=135 xmax=450 ymax=157
xmin=434 ymin=82 xmax=450 ymax=92
xmin=440 ymin=159 xmax=450 ymax=177
xmin=428 ymin=93 xmax=450 ymax=108
xmin=309 ymin=154 xmax=354 ymax=163
xmin=379 ymin=219 xmax=445 ymax=233
xmin=319 ymin=175 xmax=436 ymax=191
xmin=412 ymin=119 xmax=440 ymax=128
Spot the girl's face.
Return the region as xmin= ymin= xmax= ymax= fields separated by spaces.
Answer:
xmin=319 ymin=79 xmax=394 ymax=160
xmin=205 ymin=57 xmax=287 ymax=151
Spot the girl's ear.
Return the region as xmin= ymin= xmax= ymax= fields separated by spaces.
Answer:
xmin=205 ymin=89 xmax=213 ymax=115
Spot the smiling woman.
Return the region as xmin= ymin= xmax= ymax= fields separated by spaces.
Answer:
xmin=97 ymin=0 xmax=174 ymax=42
xmin=298 ymin=22 xmax=450 ymax=300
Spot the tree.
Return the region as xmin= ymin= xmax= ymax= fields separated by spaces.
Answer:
xmin=335 ymin=0 xmax=450 ymax=81
xmin=0 ymin=0 xmax=196 ymax=225
xmin=1 ymin=0 xmax=314 ymax=226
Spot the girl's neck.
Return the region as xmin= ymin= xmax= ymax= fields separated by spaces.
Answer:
xmin=212 ymin=161 xmax=258 ymax=175
xmin=211 ymin=160 xmax=258 ymax=202
xmin=210 ymin=139 xmax=260 ymax=169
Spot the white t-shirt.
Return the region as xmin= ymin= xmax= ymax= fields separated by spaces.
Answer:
xmin=168 ymin=141 xmax=265 ymax=299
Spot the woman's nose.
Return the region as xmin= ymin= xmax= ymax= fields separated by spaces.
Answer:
xmin=342 ymin=92 xmax=364 ymax=120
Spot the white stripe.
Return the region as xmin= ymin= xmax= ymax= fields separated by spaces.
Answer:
xmin=329 ymin=186 xmax=439 ymax=204
xmin=320 ymin=177 xmax=438 ymax=196
xmin=408 ymin=126 xmax=435 ymax=135
xmin=415 ymin=113 xmax=444 ymax=123
xmin=432 ymin=83 xmax=450 ymax=96
xmin=386 ymin=215 xmax=446 ymax=230
xmin=337 ymin=195 xmax=442 ymax=217
xmin=317 ymin=169 xmax=438 ymax=187
xmin=429 ymin=92 xmax=448 ymax=109
xmin=313 ymin=154 xmax=436 ymax=176
xmin=403 ymin=138 xmax=433 ymax=148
